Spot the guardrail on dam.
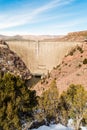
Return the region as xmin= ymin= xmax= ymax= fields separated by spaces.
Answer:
xmin=6 ymin=40 xmax=81 ymax=75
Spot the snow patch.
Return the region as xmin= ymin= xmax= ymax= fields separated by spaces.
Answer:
xmin=81 ymin=126 xmax=87 ymax=130
xmin=32 ymin=124 xmax=72 ymax=130
xmin=32 ymin=124 xmax=87 ymax=130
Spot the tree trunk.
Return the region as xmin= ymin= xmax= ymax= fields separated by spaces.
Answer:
xmin=75 ymin=117 xmax=82 ymax=130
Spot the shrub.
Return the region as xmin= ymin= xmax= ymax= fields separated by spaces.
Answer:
xmin=68 ymin=48 xmax=76 ymax=56
xmin=83 ymin=58 xmax=87 ymax=64
xmin=78 ymin=64 xmax=82 ymax=68
xmin=77 ymin=46 xmax=83 ymax=53
xmin=65 ymin=63 xmax=67 ymax=66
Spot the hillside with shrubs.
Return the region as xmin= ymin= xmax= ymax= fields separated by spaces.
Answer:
xmin=33 ymin=41 xmax=87 ymax=96
xmin=31 ymin=41 xmax=87 ymax=130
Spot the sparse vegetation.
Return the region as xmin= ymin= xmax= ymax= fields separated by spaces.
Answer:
xmin=68 ymin=48 xmax=76 ymax=56
xmin=78 ymin=64 xmax=82 ymax=68
xmin=77 ymin=46 xmax=83 ymax=53
xmin=76 ymin=73 xmax=80 ymax=76
xmin=67 ymin=45 xmax=83 ymax=56
xmin=56 ymin=64 xmax=60 ymax=69
xmin=65 ymin=63 xmax=67 ymax=66
xmin=68 ymin=64 xmax=71 ymax=67
xmin=53 ymin=67 xmax=56 ymax=70
xmin=83 ymin=58 xmax=87 ymax=64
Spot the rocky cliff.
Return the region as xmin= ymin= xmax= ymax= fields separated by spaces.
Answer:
xmin=60 ymin=30 xmax=87 ymax=42
xmin=0 ymin=40 xmax=31 ymax=80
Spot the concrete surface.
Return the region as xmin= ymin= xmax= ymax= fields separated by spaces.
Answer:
xmin=6 ymin=40 xmax=81 ymax=75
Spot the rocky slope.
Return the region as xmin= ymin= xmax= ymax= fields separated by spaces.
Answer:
xmin=0 ymin=40 xmax=31 ymax=80
xmin=42 ymin=30 xmax=87 ymax=42
xmin=33 ymin=41 xmax=87 ymax=96
xmin=59 ymin=30 xmax=87 ymax=42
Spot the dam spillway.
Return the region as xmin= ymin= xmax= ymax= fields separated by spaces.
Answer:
xmin=6 ymin=40 xmax=81 ymax=75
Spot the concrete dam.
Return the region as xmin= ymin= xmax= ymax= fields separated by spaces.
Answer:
xmin=6 ymin=40 xmax=81 ymax=75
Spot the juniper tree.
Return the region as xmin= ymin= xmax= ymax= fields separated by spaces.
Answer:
xmin=35 ymin=80 xmax=59 ymax=123
xmin=0 ymin=73 xmax=37 ymax=130
xmin=59 ymin=84 xmax=87 ymax=130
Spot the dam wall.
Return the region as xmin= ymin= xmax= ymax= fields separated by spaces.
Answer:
xmin=6 ymin=40 xmax=81 ymax=75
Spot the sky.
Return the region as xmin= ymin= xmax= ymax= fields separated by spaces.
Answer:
xmin=0 ymin=0 xmax=87 ymax=36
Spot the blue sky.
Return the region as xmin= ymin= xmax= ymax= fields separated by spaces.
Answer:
xmin=0 ymin=0 xmax=87 ymax=35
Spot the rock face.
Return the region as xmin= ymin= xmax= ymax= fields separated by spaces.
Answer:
xmin=60 ymin=30 xmax=87 ymax=42
xmin=33 ymin=42 xmax=87 ymax=96
xmin=0 ymin=40 xmax=31 ymax=80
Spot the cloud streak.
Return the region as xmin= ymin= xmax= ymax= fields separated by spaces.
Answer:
xmin=0 ymin=0 xmax=74 ymax=29
xmin=1 ymin=0 xmax=86 ymax=35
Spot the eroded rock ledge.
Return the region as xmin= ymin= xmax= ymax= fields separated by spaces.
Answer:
xmin=0 ymin=40 xmax=31 ymax=80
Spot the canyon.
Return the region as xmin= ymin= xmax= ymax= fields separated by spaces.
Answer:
xmin=6 ymin=40 xmax=81 ymax=75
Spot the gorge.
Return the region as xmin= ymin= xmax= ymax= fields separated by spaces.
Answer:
xmin=6 ymin=40 xmax=81 ymax=75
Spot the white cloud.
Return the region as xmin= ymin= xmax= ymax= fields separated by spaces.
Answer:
xmin=31 ymin=0 xmax=74 ymax=15
xmin=0 ymin=0 xmax=74 ymax=29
